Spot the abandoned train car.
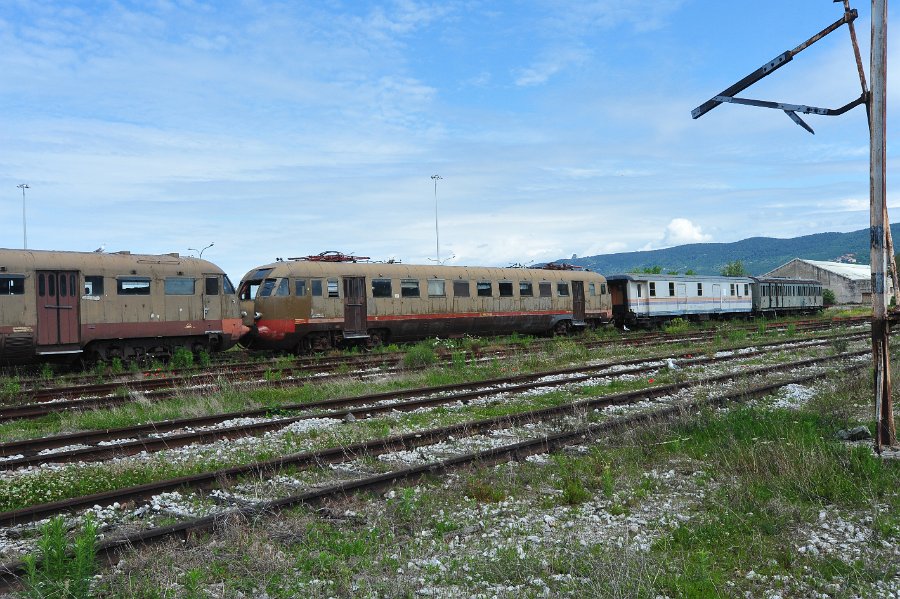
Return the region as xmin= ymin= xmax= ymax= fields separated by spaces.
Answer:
xmin=0 ymin=249 xmax=246 ymax=364
xmin=238 ymin=258 xmax=612 ymax=352
xmin=606 ymin=273 xmax=823 ymax=327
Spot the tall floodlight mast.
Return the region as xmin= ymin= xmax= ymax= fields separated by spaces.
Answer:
xmin=691 ymin=0 xmax=895 ymax=450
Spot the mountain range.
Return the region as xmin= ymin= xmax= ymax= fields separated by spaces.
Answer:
xmin=557 ymin=224 xmax=900 ymax=276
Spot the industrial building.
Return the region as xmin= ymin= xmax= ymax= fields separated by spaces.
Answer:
xmin=763 ymin=258 xmax=888 ymax=304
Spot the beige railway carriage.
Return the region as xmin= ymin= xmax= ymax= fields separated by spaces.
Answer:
xmin=0 ymin=249 xmax=245 ymax=364
xmin=238 ymin=260 xmax=612 ymax=352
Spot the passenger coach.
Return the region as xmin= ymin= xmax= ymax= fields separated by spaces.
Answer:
xmin=0 ymin=249 xmax=245 ymax=364
xmin=238 ymin=258 xmax=612 ymax=352
xmin=606 ymin=273 xmax=755 ymax=327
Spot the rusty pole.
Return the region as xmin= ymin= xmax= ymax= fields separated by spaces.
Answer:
xmin=870 ymin=0 xmax=895 ymax=450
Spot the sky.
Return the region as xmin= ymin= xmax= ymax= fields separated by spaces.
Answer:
xmin=1 ymin=0 xmax=897 ymax=280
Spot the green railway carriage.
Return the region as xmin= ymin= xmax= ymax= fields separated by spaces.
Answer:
xmin=238 ymin=259 xmax=612 ymax=352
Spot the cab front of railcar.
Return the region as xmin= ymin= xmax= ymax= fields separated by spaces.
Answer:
xmin=238 ymin=265 xmax=312 ymax=351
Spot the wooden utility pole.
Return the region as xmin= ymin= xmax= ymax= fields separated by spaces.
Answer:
xmin=870 ymin=0 xmax=896 ymax=450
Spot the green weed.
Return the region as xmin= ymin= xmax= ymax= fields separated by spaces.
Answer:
xmin=24 ymin=514 xmax=98 ymax=599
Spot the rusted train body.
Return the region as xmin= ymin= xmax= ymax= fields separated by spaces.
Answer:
xmin=0 ymin=249 xmax=245 ymax=364
xmin=238 ymin=260 xmax=612 ymax=352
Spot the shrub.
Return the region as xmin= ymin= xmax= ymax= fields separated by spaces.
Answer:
xmin=170 ymin=347 xmax=194 ymax=370
xmin=403 ymin=343 xmax=437 ymax=368
xmin=24 ymin=514 xmax=98 ymax=599
xmin=823 ymin=288 xmax=836 ymax=306
xmin=663 ymin=318 xmax=691 ymax=334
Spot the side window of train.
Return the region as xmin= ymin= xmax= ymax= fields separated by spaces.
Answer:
xmin=117 ymin=277 xmax=151 ymax=295
xmin=38 ymin=273 xmax=45 ymax=296
xmin=668 ymin=282 xmax=675 ymax=296
xmin=312 ymin=279 xmax=323 ymax=297
xmin=275 ymin=278 xmax=290 ymax=296
xmin=588 ymin=283 xmax=595 ymax=296
xmin=539 ymin=282 xmax=552 ymax=297
xmin=453 ymin=280 xmax=470 ymax=297
xmin=259 ymin=278 xmax=277 ymax=297
xmin=205 ymin=277 xmax=220 ymax=295
xmin=601 ymin=283 xmax=607 ymax=295
xmin=729 ymin=283 xmax=736 ymax=296
xmin=697 ymin=283 xmax=703 ymax=296
xmin=401 ymin=279 xmax=420 ymax=298
xmin=372 ymin=278 xmax=391 ymax=298
xmin=498 ymin=281 xmax=513 ymax=297
xmin=649 ymin=282 xmax=656 ymax=297
xmin=84 ymin=276 xmax=104 ymax=297
xmin=744 ymin=284 xmax=749 ymax=296
xmin=557 ymin=282 xmax=570 ymax=297
xmin=224 ymin=276 xmax=236 ymax=295
xmin=296 ymin=279 xmax=308 ymax=296
xmin=165 ymin=278 xmax=196 ymax=295
xmin=476 ymin=281 xmax=492 ymax=297
xmin=428 ymin=280 xmax=446 ymax=297
xmin=327 ymin=279 xmax=340 ymax=298
xmin=520 ymin=281 xmax=534 ymax=297
xmin=1 ymin=275 xmax=25 ymax=296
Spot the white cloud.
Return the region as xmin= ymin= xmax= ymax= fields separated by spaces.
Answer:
xmin=661 ymin=218 xmax=712 ymax=246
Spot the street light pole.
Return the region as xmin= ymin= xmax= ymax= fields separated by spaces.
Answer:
xmin=16 ymin=184 xmax=29 ymax=249
xmin=188 ymin=242 xmax=214 ymax=260
xmin=431 ymin=174 xmax=442 ymax=263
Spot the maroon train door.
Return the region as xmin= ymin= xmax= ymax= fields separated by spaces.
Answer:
xmin=342 ymin=276 xmax=368 ymax=338
xmin=572 ymin=281 xmax=586 ymax=322
xmin=36 ymin=271 xmax=81 ymax=346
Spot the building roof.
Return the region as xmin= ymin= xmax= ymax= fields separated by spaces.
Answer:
xmin=780 ymin=259 xmax=871 ymax=281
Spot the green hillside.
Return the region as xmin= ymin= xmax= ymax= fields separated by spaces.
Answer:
xmin=561 ymin=224 xmax=900 ymax=276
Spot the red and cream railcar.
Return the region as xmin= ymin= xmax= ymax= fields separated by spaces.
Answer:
xmin=238 ymin=260 xmax=612 ymax=352
xmin=0 ymin=249 xmax=246 ymax=364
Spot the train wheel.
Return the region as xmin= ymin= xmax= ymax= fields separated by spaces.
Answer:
xmin=552 ymin=320 xmax=571 ymax=336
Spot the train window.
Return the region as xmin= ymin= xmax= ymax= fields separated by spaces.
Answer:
xmin=539 ymin=282 xmax=552 ymax=298
xmin=205 ymin=277 xmax=220 ymax=295
xmin=84 ymin=276 xmax=103 ymax=297
xmin=59 ymin=274 xmax=67 ymax=298
xmin=668 ymin=282 xmax=675 ymax=296
xmin=557 ymin=282 xmax=570 ymax=297
xmin=588 ymin=283 xmax=595 ymax=296
xmin=372 ymin=279 xmax=391 ymax=298
xmin=274 ymin=279 xmax=289 ymax=296
xmin=697 ymin=283 xmax=702 ymax=296
xmin=249 ymin=268 xmax=273 ymax=280
xmin=453 ymin=280 xmax=470 ymax=297
xmin=259 ymin=278 xmax=277 ymax=297
xmin=312 ymin=279 xmax=323 ymax=297
xmin=729 ymin=284 xmax=736 ymax=296
xmin=401 ymin=279 xmax=420 ymax=298
xmin=117 ymin=277 xmax=151 ymax=295
xmin=649 ymin=282 xmax=656 ymax=297
xmin=0 ymin=275 xmax=25 ymax=296
xmin=521 ymin=282 xmax=534 ymax=297
xmin=240 ymin=282 xmax=260 ymax=300
xmin=498 ymin=281 xmax=513 ymax=297
xmin=428 ymin=280 xmax=446 ymax=297
xmin=296 ymin=279 xmax=308 ymax=296
xmin=601 ymin=283 xmax=607 ymax=295
xmin=223 ymin=276 xmax=236 ymax=295
xmin=48 ymin=273 xmax=55 ymax=297
xmin=38 ymin=274 xmax=45 ymax=296
xmin=70 ymin=274 xmax=76 ymax=298
xmin=165 ymin=278 xmax=196 ymax=295
xmin=637 ymin=285 xmax=642 ymax=298
xmin=477 ymin=281 xmax=492 ymax=297
xmin=744 ymin=284 xmax=749 ymax=296
xmin=327 ymin=279 xmax=340 ymax=298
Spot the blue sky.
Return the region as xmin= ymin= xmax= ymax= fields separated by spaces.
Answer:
xmin=1 ymin=0 xmax=896 ymax=279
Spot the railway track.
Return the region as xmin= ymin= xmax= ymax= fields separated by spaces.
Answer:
xmin=0 ymin=350 xmax=866 ymax=590
xmin=0 ymin=318 xmax=867 ymax=422
xmin=2 ymin=314 xmax=868 ymax=398
xmin=0 ymin=333 xmax=865 ymax=468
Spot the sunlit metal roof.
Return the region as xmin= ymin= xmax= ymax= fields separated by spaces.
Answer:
xmin=799 ymin=259 xmax=871 ymax=280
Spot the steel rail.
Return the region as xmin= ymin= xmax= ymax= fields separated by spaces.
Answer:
xmin=0 ymin=358 xmax=867 ymax=591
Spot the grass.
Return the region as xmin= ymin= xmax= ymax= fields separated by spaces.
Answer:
xmin=24 ymin=514 xmax=98 ymax=599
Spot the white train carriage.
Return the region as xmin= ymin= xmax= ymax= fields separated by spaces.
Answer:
xmin=606 ymin=274 xmax=754 ymax=327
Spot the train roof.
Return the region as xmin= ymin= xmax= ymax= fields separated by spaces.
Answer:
xmin=750 ymin=276 xmax=822 ymax=285
xmin=242 ymin=260 xmax=606 ymax=282
xmin=0 ymin=248 xmax=224 ymax=276
xmin=605 ymin=273 xmax=754 ymax=283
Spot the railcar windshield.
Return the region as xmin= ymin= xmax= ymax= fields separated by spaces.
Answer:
xmin=258 ymin=278 xmax=278 ymax=297
xmin=224 ymin=275 xmax=236 ymax=295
